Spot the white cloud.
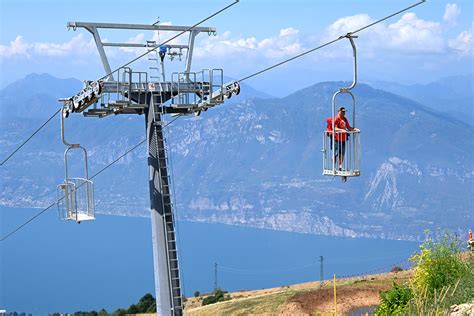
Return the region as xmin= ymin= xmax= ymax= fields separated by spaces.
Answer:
xmin=118 ymin=33 xmax=147 ymax=54
xmin=326 ymin=14 xmax=374 ymax=38
xmin=194 ymin=27 xmax=303 ymax=60
xmin=321 ymin=12 xmax=445 ymax=57
xmin=279 ymin=27 xmax=298 ymax=37
xmin=33 ymin=34 xmax=96 ymax=57
xmin=0 ymin=34 xmax=96 ymax=59
xmin=448 ymin=23 xmax=473 ymax=56
xmin=0 ymin=36 xmax=32 ymax=58
xmin=387 ymin=13 xmax=444 ymax=53
xmin=443 ymin=3 xmax=461 ymax=25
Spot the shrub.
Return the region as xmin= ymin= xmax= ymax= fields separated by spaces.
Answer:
xmin=410 ymin=230 xmax=468 ymax=295
xmin=202 ymin=295 xmax=218 ymax=306
xmin=391 ymin=266 xmax=404 ymax=273
xmin=375 ymin=282 xmax=412 ymax=315
xmin=201 ymin=288 xmax=231 ymax=306
xmin=194 ymin=290 xmax=200 ymax=297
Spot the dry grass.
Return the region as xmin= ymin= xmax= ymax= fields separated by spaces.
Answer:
xmin=185 ymin=270 xmax=413 ymax=315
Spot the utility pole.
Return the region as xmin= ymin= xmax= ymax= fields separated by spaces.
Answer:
xmin=319 ymin=255 xmax=324 ymax=288
xmin=214 ymin=262 xmax=218 ymax=291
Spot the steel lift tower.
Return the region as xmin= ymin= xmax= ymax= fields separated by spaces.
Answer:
xmin=58 ymin=21 xmax=240 ymax=315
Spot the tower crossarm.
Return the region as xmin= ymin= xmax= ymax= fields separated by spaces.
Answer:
xmin=68 ymin=21 xmax=216 ymax=34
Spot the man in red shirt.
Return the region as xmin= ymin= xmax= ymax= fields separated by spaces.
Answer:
xmin=333 ymin=106 xmax=359 ymax=170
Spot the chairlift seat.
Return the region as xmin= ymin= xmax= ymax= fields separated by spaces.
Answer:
xmin=57 ymin=177 xmax=95 ymax=223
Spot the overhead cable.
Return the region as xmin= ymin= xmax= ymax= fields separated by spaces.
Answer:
xmin=0 ymin=108 xmax=61 ymax=166
xmin=0 ymin=202 xmax=57 ymax=242
xmin=238 ymin=0 xmax=426 ymax=82
xmin=0 ymin=117 xmax=180 ymax=242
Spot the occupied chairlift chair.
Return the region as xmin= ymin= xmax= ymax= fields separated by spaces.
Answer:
xmin=322 ymin=34 xmax=361 ymax=182
xmin=57 ymin=108 xmax=95 ymax=223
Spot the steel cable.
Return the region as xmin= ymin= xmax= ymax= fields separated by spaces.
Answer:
xmin=0 ymin=117 xmax=180 ymax=242
xmin=238 ymin=0 xmax=426 ymax=82
xmin=0 ymin=108 xmax=61 ymax=166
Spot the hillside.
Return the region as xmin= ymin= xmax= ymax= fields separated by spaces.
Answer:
xmin=185 ymin=253 xmax=474 ymax=315
xmin=185 ymin=270 xmax=413 ymax=315
xmin=368 ymin=74 xmax=473 ymax=125
xmin=1 ymin=75 xmax=473 ymax=240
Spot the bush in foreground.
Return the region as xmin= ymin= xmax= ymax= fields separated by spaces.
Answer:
xmin=375 ymin=230 xmax=471 ymax=315
xmin=376 ymin=282 xmax=412 ymax=315
xmin=410 ymin=231 xmax=468 ymax=295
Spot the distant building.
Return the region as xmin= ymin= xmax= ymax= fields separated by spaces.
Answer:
xmin=0 ymin=310 xmax=6 ymax=316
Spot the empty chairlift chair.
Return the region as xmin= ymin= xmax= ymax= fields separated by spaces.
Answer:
xmin=57 ymin=108 xmax=95 ymax=223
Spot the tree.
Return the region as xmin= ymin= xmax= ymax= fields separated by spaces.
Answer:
xmin=146 ymin=301 xmax=156 ymax=313
xmin=126 ymin=304 xmax=140 ymax=314
xmin=194 ymin=290 xmax=200 ymax=298
xmin=136 ymin=293 xmax=156 ymax=312
xmin=98 ymin=309 xmax=108 ymax=316
xmin=111 ymin=308 xmax=126 ymax=316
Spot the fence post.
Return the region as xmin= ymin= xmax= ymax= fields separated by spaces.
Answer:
xmin=333 ymin=274 xmax=337 ymax=315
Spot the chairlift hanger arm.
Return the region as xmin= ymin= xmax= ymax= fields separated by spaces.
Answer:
xmin=339 ymin=34 xmax=357 ymax=92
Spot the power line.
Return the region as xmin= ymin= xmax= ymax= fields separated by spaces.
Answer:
xmin=217 ymin=257 xmax=411 ymax=279
xmin=98 ymin=0 xmax=240 ymax=81
xmin=238 ymin=0 xmax=426 ymax=82
xmin=0 ymin=108 xmax=61 ymax=166
xmin=0 ymin=116 xmax=180 ymax=242
xmin=218 ymin=262 xmax=318 ymax=275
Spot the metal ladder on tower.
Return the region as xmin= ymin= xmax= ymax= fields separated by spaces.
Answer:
xmin=147 ymin=40 xmax=163 ymax=81
xmin=152 ymin=95 xmax=183 ymax=315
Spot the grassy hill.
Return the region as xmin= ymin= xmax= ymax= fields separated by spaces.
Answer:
xmin=185 ymin=253 xmax=473 ymax=315
xmin=185 ymin=270 xmax=413 ymax=315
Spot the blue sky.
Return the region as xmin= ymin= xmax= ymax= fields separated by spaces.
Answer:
xmin=1 ymin=0 xmax=473 ymax=96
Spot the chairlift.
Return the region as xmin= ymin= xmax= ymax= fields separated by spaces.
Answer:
xmin=322 ymin=34 xmax=361 ymax=182
xmin=57 ymin=107 xmax=95 ymax=223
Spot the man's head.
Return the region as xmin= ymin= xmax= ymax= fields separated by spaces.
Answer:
xmin=338 ymin=106 xmax=346 ymax=116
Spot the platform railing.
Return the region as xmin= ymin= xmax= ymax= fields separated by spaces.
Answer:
xmin=322 ymin=130 xmax=361 ymax=177
xmin=57 ymin=178 xmax=94 ymax=222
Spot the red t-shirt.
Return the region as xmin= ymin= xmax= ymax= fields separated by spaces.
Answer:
xmin=334 ymin=116 xmax=351 ymax=141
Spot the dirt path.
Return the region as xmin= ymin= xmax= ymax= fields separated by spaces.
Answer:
xmin=284 ymin=281 xmax=392 ymax=315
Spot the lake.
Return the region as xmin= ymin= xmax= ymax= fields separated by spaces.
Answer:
xmin=0 ymin=206 xmax=420 ymax=314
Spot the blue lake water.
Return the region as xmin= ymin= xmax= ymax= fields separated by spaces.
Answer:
xmin=0 ymin=206 xmax=420 ymax=314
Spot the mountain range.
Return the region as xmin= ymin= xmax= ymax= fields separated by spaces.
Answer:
xmin=0 ymin=73 xmax=472 ymax=241
xmin=369 ymin=74 xmax=473 ymax=125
